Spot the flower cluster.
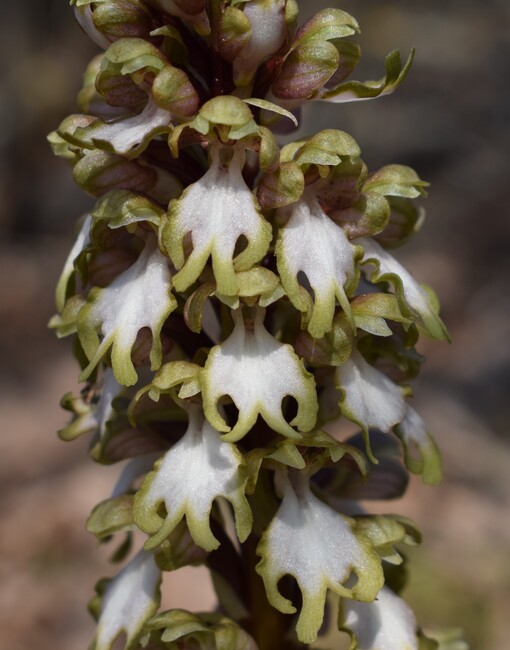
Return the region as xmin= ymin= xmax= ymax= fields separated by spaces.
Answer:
xmin=50 ymin=2 xmax=462 ymax=649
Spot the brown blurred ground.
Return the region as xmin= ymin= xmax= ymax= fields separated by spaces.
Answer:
xmin=0 ymin=2 xmax=509 ymax=649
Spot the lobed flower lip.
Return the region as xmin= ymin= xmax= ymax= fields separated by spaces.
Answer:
xmin=356 ymin=236 xmax=450 ymax=341
xmin=78 ymin=236 xmax=177 ymax=386
xmin=92 ymin=549 xmax=161 ymax=650
xmin=161 ymin=144 xmax=272 ymax=296
xmin=201 ymin=307 xmax=318 ymax=442
xmin=340 ymin=585 xmax=419 ymax=650
xmin=335 ymin=348 xmax=408 ymax=462
xmin=134 ymin=401 xmax=252 ymax=552
xmin=256 ymin=470 xmax=384 ymax=644
xmin=276 ymin=190 xmax=360 ymax=339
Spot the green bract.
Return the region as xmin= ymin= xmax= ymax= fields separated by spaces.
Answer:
xmin=50 ymin=2 xmax=456 ymax=649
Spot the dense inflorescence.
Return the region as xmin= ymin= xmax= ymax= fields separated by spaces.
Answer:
xmin=49 ymin=2 xmax=459 ymax=649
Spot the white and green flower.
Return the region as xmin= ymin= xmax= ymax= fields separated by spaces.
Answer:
xmin=340 ymin=586 xmax=418 ymax=650
xmin=78 ymin=236 xmax=177 ymax=386
xmin=92 ymin=550 xmax=161 ymax=650
xmin=276 ymin=191 xmax=360 ymax=338
xmin=256 ymin=471 xmax=383 ymax=643
xmin=161 ymin=145 xmax=272 ymax=296
xmin=134 ymin=403 xmax=252 ymax=552
xmin=201 ymin=308 xmax=318 ymax=442
xmin=357 ymin=236 xmax=449 ymax=340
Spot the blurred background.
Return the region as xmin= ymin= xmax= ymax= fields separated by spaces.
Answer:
xmin=0 ymin=1 xmax=509 ymax=649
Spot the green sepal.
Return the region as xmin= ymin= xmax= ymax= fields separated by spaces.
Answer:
xmin=218 ymin=5 xmax=252 ymax=61
xmin=89 ymin=0 xmax=155 ymax=42
xmin=48 ymin=295 xmax=86 ymax=338
xmin=292 ymin=8 xmax=359 ymax=48
xmin=273 ymin=40 xmax=340 ymax=100
xmin=295 ymin=311 xmax=354 ymax=368
xmin=332 ymin=191 xmax=391 ymax=240
xmin=128 ymin=360 xmax=201 ymax=423
xmin=86 ymin=494 xmax=137 ymax=540
xmin=270 ymin=430 xmax=368 ymax=477
xmin=214 ymin=266 xmax=281 ymax=310
xmin=73 ymin=151 xmax=157 ymax=197
xmin=142 ymin=610 xmax=257 ymax=650
xmin=256 ymin=161 xmax=305 ymax=209
xmin=353 ymin=514 xmax=421 ymax=565
xmin=92 ymin=190 xmax=163 ymax=232
xmin=376 ymin=196 xmax=424 ymax=248
xmin=170 ymin=96 xmax=256 ymax=151
xmin=364 ymin=164 xmax=429 ymax=199
xmin=289 ymin=129 xmax=361 ymax=169
xmin=351 ymin=293 xmax=412 ymax=337
xmin=152 ymin=65 xmax=200 ymax=118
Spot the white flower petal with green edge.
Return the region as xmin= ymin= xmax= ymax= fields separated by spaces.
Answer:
xmin=256 ymin=472 xmax=383 ymax=644
xmin=112 ymin=452 xmax=161 ymax=498
xmin=74 ymin=3 xmax=111 ymax=50
xmin=93 ymin=550 xmax=161 ymax=650
xmin=357 ymin=236 xmax=449 ymax=340
xmin=74 ymin=98 xmax=172 ymax=158
xmin=276 ymin=193 xmax=358 ymax=338
xmin=335 ymin=349 xmax=407 ymax=462
xmin=134 ymin=403 xmax=252 ymax=552
xmin=201 ymin=308 xmax=318 ymax=442
xmin=318 ymin=50 xmax=414 ymax=104
xmin=78 ymin=237 xmax=177 ymax=387
xmin=55 ymin=214 xmax=91 ymax=312
xmin=162 ymin=145 xmax=271 ymax=296
xmin=233 ymin=0 xmax=288 ymax=86
xmin=394 ymin=406 xmax=442 ymax=486
xmin=341 ymin=586 xmax=418 ymax=650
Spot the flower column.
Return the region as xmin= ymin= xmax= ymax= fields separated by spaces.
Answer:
xmin=50 ymin=2 xmax=457 ymax=650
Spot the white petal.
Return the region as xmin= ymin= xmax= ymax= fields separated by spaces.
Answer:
xmin=79 ymin=98 xmax=172 ymax=157
xmin=234 ymin=0 xmax=287 ymax=85
xmin=277 ymin=194 xmax=356 ymax=337
xmin=202 ymin=308 xmax=317 ymax=441
xmin=95 ymin=550 xmax=161 ymax=650
xmin=357 ymin=237 xmax=448 ymax=339
xmin=74 ymin=5 xmax=111 ymax=50
xmin=112 ymin=452 xmax=161 ymax=498
xmin=336 ymin=349 xmax=406 ymax=435
xmin=79 ymin=237 xmax=176 ymax=386
xmin=135 ymin=403 xmax=252 ymax=551
xmin=165 ymin=146 xmax=271 ymax=295
xmin=343 ymin=586 xmax=418 ymax=650
xmin=256 ymin=473 xmax=383 ymax=643
xmin=55 ymin=214 xmax=91 ymax=312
